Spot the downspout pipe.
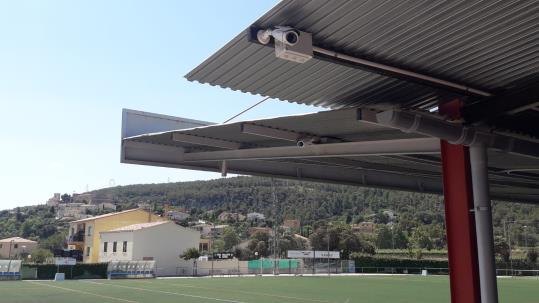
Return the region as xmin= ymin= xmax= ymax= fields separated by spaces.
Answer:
xmin=469 ymin=144 xmax=499 ymax=303
xmin=375 ymin=110 xmax=539 ymax=159
xmin=375 ymin=109 xmax=504 ymax=302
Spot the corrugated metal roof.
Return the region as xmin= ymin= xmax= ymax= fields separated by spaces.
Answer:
xmin=123 ymin=108 xmax=539 ymax=203
xmin=126 ymin=108 xmax=421 ymax=148
xmin=186 ymin=0 xmax=539 ymax=113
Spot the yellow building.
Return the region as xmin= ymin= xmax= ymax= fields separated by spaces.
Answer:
xmin=67 ymin=208 xmax=163 ymax=263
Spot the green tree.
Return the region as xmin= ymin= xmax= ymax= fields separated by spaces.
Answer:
xmin=278 ymin=231 xmax=307 ymax=257
xmin=180 ymin=247 xmax=200 ymax=260
xmin=223 ymin=227 xmax=240 ymax=251
xmin=310 ymin=223 xmax=374 ymax=258
xmin=234 ymin=247 xmax=252 ymax=261
xmin=15 ymin=207 xmax=23 ymax=222
xmin=375 ymin=226 xmax=393 ymax=249
xmin=393 ymin=227 xmax=409 ymax=249
xmin=254 ymin=241 xmax=267 ymax=257
xmin=494 ymin=237 xmax=511 ymax=263
xmin=526 ymin=249 xmax=537 ymax=264
xmin=39 ymin=231 xmax=67 ymax=251
xmin=248 ymin=231 xmax=270 ymax=257
xmin=212 ymin=239 xmax=225 ymax=253
xmin=20 ymin=221 xmax=34 ymax=238
xmin=410 ymin=226 xmax=433 ymax=251
xmin=31 ymin=248 xmax=53 ymax=264
xmin=374 ymin=212 xmax=389 ymax=224
xmin=250 ymin=231 xmax=270 ymax=243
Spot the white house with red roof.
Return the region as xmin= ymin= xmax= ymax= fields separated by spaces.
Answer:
xmin=98 ymin=221 xmax=199 ymax=276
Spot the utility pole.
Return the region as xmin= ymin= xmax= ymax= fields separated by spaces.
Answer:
xmin=391 ymin=225 xmax=395 ymax=250
xmin=210 ymin=223 xmax=214 ymax=277
xmin=523 ymin=226 xmax=528 ymax=248
xmin=327 ymin=230 xmax=330 ymax=277
xmin=8 ymin=240 xmax=14 ymax=274
xmin=271 ymin=178 xmax=279 ymax=275
xmin=503 ymin=220 xmax=507 ymax=243
xmin=507 ymin=222 xmax=513 ymax=277
xmin=8 ymin=240 xmax=14 ymax=260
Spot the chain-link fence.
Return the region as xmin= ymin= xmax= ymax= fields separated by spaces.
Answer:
xmin=172 ymin=259 xmax=539 ymax=278
xmin=0 ymin=260 xmax=22 ymax=280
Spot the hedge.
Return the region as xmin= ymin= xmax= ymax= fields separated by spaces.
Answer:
xmin=22 ymin=263 xmax=108 ymax=280
xmin=354 ymin=256 xmax=538 ymax=271
xmin=354 ymin=256 xmax=447 ymax=269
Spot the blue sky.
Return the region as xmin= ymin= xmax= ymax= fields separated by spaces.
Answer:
xmin=0 ymin=0 xmax=319 ymax=209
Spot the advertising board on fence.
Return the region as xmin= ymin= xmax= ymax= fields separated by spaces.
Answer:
xmin=287 ymin=250 xmax=340 ymax=259
xmin=54 ymin=257 xmax=76 ymax=266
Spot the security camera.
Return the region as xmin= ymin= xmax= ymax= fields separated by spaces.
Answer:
xmin=296 ymin=136 xmax=321 ymax=147
xmin=256 ymin=26 xmax=298 ymax=46
xmin=256 ymin=26 xmax=313 ymax=64
xmin=271 ymin=26 xmax=300 ymax=46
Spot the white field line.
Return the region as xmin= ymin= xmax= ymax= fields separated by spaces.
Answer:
xmin=84 ymin=280 xmax=248 ymax=303
xmin=26 ymin=281 xmax=139 ymax=303
xmin=155 ymin=280 xmax=333 ymax=303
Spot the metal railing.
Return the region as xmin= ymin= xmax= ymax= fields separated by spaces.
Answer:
xmin=172 ymin=265 xmax=539 ymax=278
xmin=68 ymin=234 xmax=85 ymax=242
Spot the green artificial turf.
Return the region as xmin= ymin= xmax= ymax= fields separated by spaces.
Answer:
xmin=0 ymin=276 xmax=537 ymax=303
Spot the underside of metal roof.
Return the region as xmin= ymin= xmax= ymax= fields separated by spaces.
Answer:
xmin=121 ymin=108 xmax=539 ymax=204
xmin=185 ymin=0 xmax=539 ymax=138
xmin=121 ymin=1 xmax=539 ymax=205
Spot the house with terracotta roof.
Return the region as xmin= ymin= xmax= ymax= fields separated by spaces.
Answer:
xmin=0 ymin=237 xmax=37 ymax=259
xmin=99 ymin=221 xmax=199 ymax=276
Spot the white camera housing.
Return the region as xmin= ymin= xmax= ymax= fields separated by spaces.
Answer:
xmin=271 ymin=27 xmax=300 ymax=46
xmin=257 ymin=26 xmax=313 ymax=64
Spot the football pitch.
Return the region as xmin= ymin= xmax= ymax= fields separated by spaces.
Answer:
xmin=1 ymin=276 xmax=537 ymax=303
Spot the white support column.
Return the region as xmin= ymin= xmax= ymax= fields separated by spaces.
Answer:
xmin=469 ymin=144 xmax=498 ymax=303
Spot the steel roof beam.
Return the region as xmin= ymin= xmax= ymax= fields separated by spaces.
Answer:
xmin=463 ymin=84 xmax=539 ymax=123
xmin=179 ymin=138 xmax=440 ymax=162
xmin=122 ymin=141 xmax=539 ymax=203
xmin=172 ymin=133 xmax=241 ymax=150
xmin=123 ymin=141 xmax=442 ymax=194
xmin=312 ymin=46 xmax=492 ymax=98
xmin=241 ymin=123 xmax=300 ymax=141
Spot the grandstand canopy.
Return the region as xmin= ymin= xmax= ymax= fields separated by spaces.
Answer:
xmin=185 ymin=0 xmax=539 ymax=139
xmin=122 ymin=107 xmax=539 ymax=203
xmin=122 ymin=1 xmax=538 ymax=204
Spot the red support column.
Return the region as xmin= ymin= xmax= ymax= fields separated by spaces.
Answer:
xmin=440 ymin=100 xmax=481 ymax=303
